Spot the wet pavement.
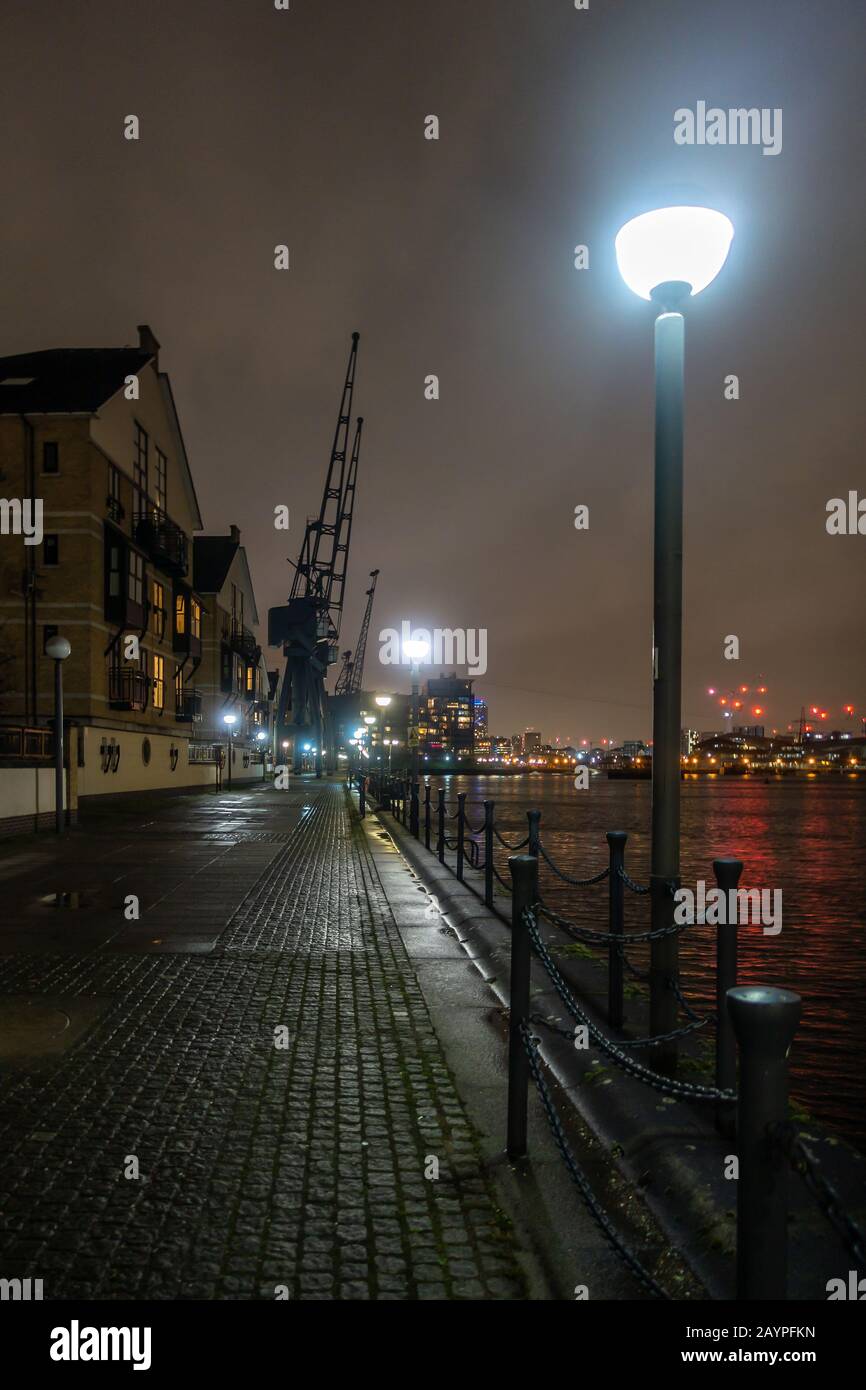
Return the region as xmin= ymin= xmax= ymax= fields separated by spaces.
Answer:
xmin=0 ymin=780 xmax=529 ymax=1299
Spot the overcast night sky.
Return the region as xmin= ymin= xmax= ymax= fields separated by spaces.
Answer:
xmin=1 ymin=0 xmax=864 ymax=743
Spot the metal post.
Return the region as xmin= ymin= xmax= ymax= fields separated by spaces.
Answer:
xmin=424 ymin=783 xmax=431 ymax=851
xmin=410 ymin=660 xmax=420 ymax=791
xmin=359 ymin=775 xmax=366 ymax=818
xmin=714 ymin=857 xmax=743 ymax=1136
xmin=649 ymin=304 xmax=685 ymax=1071
xmin=410 ymin=781 xmax=420 ymax=838
xmin=527 ymin=809 xmax=541 ymax=858
xmin=53 ymin=657 xmax=64 ymax=835
xmin=456 ymin=792 xmax=466 ymax=881
xmin=727 ymin=985 xmax=802 ymax=1301
xmin=483 ymin=800 xmax=494 ymax=908
xmin=507 ymin=855 xmax=539 ymax=1158
xmin=437 ymin=787 xmax=446 ymax=863
xmin=606 ymin=831 xmax=627 ymax=1028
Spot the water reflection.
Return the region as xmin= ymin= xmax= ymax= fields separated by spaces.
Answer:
xmin=438 ymin=774 xmax=866 ymax=1150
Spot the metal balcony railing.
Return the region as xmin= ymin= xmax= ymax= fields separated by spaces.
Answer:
xmin=230 ymin=623 xmax=258 ymax=659
xmin=174 ymin=692 xmax=202 ymax=722
xmin=133 ymin=505 xmax=188 ymax=576
xmin=108 ymin=667 xmax=150 ymax=711
xmin=0 ymin=726 xmax=53 ymax=758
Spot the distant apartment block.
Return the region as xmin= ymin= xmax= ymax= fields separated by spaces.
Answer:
xmin=0 ymin=325 xmax=271 ymax=829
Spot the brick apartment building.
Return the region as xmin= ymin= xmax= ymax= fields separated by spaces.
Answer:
xmin=0 ymin=325 xmax=271 ymax=828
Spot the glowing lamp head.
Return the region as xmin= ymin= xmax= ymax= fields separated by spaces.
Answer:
xmin=46 ymin=635 xmax=71 ymax=661
xmin=374 ymin=694 xmax=391 ymax=708
xmin=403 ymin=638 xmax=429 ymax=663
xmin=615 ymin=206 xmax=734 ymax=303
xmin=223 ymin=714 xmax=237 ymax=726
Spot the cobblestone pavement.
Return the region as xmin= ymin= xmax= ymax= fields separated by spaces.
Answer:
xmin=0 ymin=781 xmax=528 ymax=1299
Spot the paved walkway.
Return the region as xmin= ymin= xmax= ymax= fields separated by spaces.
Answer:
xmin=0 ymin=781 xmax=527 ymax=1300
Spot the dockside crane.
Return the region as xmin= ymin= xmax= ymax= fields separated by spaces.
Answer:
xmin=334 ymin=569 xmax=379 ymax=696
xmin=269 ymin=332 xmax=363 ymax=774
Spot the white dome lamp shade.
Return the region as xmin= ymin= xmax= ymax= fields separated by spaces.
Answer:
xmin=615 ymin=206 xmax=734 ymax=309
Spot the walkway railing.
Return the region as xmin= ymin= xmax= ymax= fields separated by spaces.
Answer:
xmin=354 ymin=771 xmax=866 ymax=1300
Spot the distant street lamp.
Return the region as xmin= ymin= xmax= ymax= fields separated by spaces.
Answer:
xmin=223 ymin=713 xmax=237 ymax=789
xmin=46 ymin=635 xmax=71 ymax=835
xmin=615 ymin=205 xmax=734 ymax=1067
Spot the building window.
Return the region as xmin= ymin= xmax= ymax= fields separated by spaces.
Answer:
xmin=43 ymin=534 xmax=59 ymax=566
xmin=174 ymin=664 xmax=184 ymax=703
xmin=235 ymin=657 xmax=243 ymax=693
xmin=134 ymin=422 xmax=149 ymax=511
xmin=152 ymin=581 xmax=166 ymax=639
xmin=43 ymin=624 xmax=58 ymax=653
xmin=128 ymin=548 xmax=144 ymax=607
xmin=246 ymin=663 xmax=254 ymax=693
xmin=175 ymin=592 xmax=186 ymax=635
xmin=108 ymin=542 xmax=122 ymax=598
xmin=107 ymin=463 xmax=123 ymax=520
xmin=220 ymin=646 xmax=232 ymax=693
xmin=155 ymin=448 xmax=167 ymax=511
xmin=42 ymin=442 xmax=59 ymax=474
xmin=153 ymin=654 xmax=165 ymax=710
xmin=191 ymin=598 xmax=201 ymax=639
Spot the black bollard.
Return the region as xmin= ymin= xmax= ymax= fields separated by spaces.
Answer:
xmin=727 ymin=985 xmax=802 ymax=1301
xmin=424 ymin=783 xmax=431 ymax=851
xmin=410 ymin=781 xmax=420 ymax=839
xmin=359 ymin=776 xmax=366 ymax=818
xmin=606 ymin=831 xmax=628 ymax=1029
xmin=527 ymin=808 xmax=541 ymax=858
xmin=456 ymin=793 xmax=466 ymax=881
xmin=437 ymin=788 xmax=446 ymax=863
xmin=507 ymin=855 xmax=538 ymax=1159
xmin=483 ymin=801 xmax=494 ymax=909
xmin=714 ymin=857 xmax=743 ymax=1137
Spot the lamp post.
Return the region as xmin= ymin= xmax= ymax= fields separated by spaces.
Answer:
xmin=46 ymin=635 xmax=71 ymax=834
xmin=615 ymin=205 xmax=734 ymax=1068
xmin=223 ymin=713 xmax=237 ymax=789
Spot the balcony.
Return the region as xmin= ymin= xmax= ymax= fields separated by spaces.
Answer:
xmin=134 ymin=505 xmax=188 ymax=577
xmin=108 ymin=667 xmax=150 ymax=711
xmin=174 ymin=691 xmax=202 ymax=723
xmin=230 ymin=623 xmax=259 ymax=660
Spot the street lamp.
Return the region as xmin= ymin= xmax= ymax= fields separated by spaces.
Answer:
xmin=402 ymin=638 xmax=429 ymax=834
xmin=46 ymin=635 xmax=71 ymax=834
xmin=223 ymin=713 xmax=237 ymax=790
xmin=615 ymin=204 xmax=733 ymax=1068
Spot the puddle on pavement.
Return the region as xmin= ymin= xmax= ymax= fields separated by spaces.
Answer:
xmin=40 ymin=891 xmax=92 ymax=910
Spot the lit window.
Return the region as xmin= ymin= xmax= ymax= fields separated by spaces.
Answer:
xmin=176 ymin=593 xmax=186 ymax=635
xmin=153 ymin=654 xmax=165 ymax=710
xmin=191 ymin=599 xmax=201 ymax=639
